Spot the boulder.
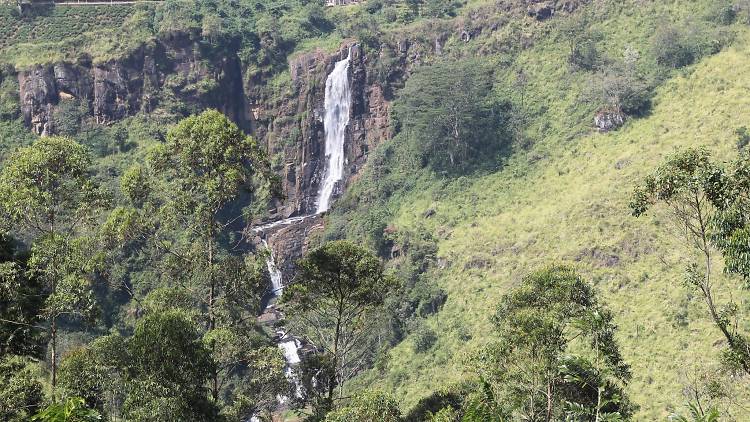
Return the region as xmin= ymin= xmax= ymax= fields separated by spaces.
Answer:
xmin=594 ymin=109 xmax=626 ymax=132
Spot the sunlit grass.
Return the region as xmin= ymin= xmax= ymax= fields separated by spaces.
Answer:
xmin=349 ymin=16 xmax=750 ymax=422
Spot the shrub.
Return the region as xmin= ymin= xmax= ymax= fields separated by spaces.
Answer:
xmin=325 ymin=390 xmax=401 ymax=422
xmin=650 ymin=23 xmax=726 ymax=70
xmin=412 ymin=323 xmax=438 ymax=353
xmin=651 ymin=25 xmax=696 ymax=68
xmin=736 ymin=126 xmax=750 ymax=150
xmin=53 ymin=99 xmax=89 ymax=137
xmin=0 ymin=72 xmax=19 ymax=120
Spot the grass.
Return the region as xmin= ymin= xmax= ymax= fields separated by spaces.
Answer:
xmin=341 ymin=2 xmax=750 ymax=419
xmin=0 ymin=4 xmax=141 ymax=66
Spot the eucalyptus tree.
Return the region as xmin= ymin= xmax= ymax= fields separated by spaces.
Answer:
xmin=112 ymin=110 xmax=283 ymax=407
xmin=394 ymin=58 xmax=508 ymax=172
xmin=58 ymin=310 xmax=219 ymax=421
xmin=0 ymin=136 xmax=108 ymax=395
xmin=473 ymin=265 xmax=633 ymax=422
xmin=282 ymin=240 xmax=396 ymax=408
xmin=631 ymin=147 xmax=750 ymax=374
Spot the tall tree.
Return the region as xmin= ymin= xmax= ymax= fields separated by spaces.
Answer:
xmin=282 ymin=240 xmax=396 ymax=409
xmin=631 ymin=147 xmax=750 ymax=374
xmin=0 ymin=136 xmax=108 ymax=396
xmin=473 ymin=265 xmax=633 ymax=422
xmin=59 ymin=310 xmax=219 ymax=421
xmin=114 ymin=110 xmax=282 ymax=408
xmin=394 ymin=59 xmax=509 ymax=172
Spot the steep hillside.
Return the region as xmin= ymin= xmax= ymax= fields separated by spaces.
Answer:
xmin=2 ymin=0 xmax=750 ymax=420
xmin=346 ymin=24 xmax=750 ymax=422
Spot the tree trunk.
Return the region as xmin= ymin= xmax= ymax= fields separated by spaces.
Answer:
xmin=51 ymin=315 xmax=57 ymax=399
xmin=546 ymin=379 xmax=553 ymax=422
xmin=329 ymin=298 xmax=344 ymax=403
xmin=207 ymin=234 xmax=219 ymax=402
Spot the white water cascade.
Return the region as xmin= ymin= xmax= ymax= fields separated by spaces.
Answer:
xmin=316 ymin=47 xmax=353 ymax=213
xmin=261 ymin=239 xmax=284 ymax=297
xmin=254 ymin=47 xmax=355 ymax=415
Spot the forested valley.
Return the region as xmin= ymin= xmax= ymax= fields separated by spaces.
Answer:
xmin=2 ymin=0 xmax=750 ymax=421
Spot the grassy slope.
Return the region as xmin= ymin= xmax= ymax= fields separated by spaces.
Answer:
xmin=0 ymin=4 xmax=139 ymax=67
xmin=353 ymin=17 xmax=750 ymax=422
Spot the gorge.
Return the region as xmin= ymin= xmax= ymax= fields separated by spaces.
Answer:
xmin=256 ymin=46 xmax=355 ymax=396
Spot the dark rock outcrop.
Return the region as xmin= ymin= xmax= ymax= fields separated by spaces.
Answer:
xmin=16 ymin=32 xmax=248 ymax=135
xmin=526 ymin=0 xmax=587 ymax=20
xmin=255 ymin=215 xmax=325 ymax=282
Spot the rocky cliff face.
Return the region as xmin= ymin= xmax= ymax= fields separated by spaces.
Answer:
xmin=254 ymin=43 xmax=391 ymax=220
xmin=249 ymin=43 xmax=394 ymax=279
xmin=17 ymin=32 xmax=247 ymax=136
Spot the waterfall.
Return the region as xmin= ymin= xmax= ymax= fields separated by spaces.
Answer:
xmin=316 ymin=47 xmax=353 ymax=213
xmin=261 ymin=239 xmax=283 ymax=297
xmin=253 ymin=47 xmax=355 ymax=415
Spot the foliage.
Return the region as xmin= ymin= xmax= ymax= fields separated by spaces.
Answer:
xmin=324 ymin=390 xmax=402 ymax=422
xmin=669 ymin=403 xmax=720 ymax=422
xmin=0 ymin=235 xmax=46 ymax=357
xmin=560 ymin=12 xmax=602 ymax=71
xmin=650 ymin=22 xmax=728 ymax=70
xmin=472 ymin=266 xmax=633 ymax=421
xmin=0 ymin=355 xmax=44 ymax=421
xmin=32 ymin=397 xmax=101 ymax=422
xmin=283 ymin=240 xmax=396 ymax=404
xmin=53 ymin=100 xmax=90 ymax=137
xmin=394 ymin=58 xmax=510 ymax=173
xmin=294 ymin=353 xmax=337 ymax=421
xmin=0 ymin=70 xmax=19 ymax=120
xmin=0 ymin=136 xmax=108 ymax=393
xmin=630 ymin=148 xmax=750 ymax=374
xmin=736 ymin=126 xmax=750 ymax=150
xmin=59 ymin=310 xmax=219 ymax=421
xmin=411 ymin=323 xmax=437 ymax=353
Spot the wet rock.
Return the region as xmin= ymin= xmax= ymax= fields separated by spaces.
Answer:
xmin=266 ymin=43 xmax=391 ymax=217
xmin=256 ymin=215 xmax=325 ymax=282
xmin=18 ymin=66 xmax=56 ymax=135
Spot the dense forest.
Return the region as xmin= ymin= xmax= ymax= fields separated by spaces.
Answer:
xmin=2 ymin=0 xmax=750 ymax=421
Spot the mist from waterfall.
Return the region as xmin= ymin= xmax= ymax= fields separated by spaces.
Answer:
xmin=316 ymin=47 xmax=352 ymax=213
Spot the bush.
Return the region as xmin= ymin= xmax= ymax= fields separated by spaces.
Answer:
xmin=650 ymin=23 xmax=726 ymax=70
xmin=0 ymin=72 xmax=19 ymax=120
xmin=325 ymin=390 xmax=401 ymax=422
xmin=737 ymin=127 xmax=750 ymax=150
xmin=412 ymin=323 xmax=438 ymax=353
xmin=53 ymin=99 xmax=89 ymax=137
xmin=651 ymin=25 xmax=696 ymax=68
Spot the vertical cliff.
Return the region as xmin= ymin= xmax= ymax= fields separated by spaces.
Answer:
xmin=16 ymin=31 xmax=248 ymax=136
xmin=254 ymin=43 xmax=391 ymax=221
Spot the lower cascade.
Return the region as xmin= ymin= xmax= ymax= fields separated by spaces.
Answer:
xmin=261 ymin=239 xmax=283 ymax=297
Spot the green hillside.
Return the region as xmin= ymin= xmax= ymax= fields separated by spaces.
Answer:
xmin=3 ymin=0 xmax=750 ymax=420
xmin=332 ymin=2 xmax=750 ymax=419
xmin=358 ymin=39 xmax=750 ymax=417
